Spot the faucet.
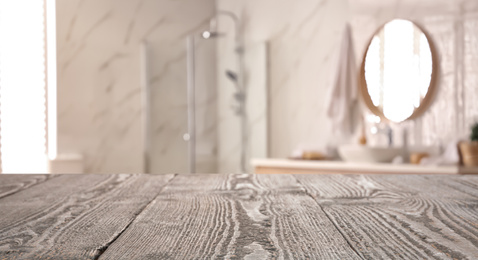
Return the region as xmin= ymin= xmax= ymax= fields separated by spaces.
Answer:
xmin=373 ymin=124 xmax=393 ymax=146
xmin=386 ymin=126 xmax=393 ymax=146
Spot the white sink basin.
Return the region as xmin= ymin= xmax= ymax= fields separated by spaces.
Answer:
xmin=338 ymin=145 xmax=404 ymax=163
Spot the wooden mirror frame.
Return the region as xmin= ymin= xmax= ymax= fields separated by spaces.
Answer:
xmin=359 ymin=19 xmax=439 ymax=122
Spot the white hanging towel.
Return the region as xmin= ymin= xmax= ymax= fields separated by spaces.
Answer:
xmin=325 ymin=23 xmax=357 ymax=135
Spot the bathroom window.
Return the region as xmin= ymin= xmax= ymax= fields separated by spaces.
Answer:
xmin=0 ymin=0 xmax=57 ymax=173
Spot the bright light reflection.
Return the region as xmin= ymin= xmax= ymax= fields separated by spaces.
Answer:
xmin=0 ymin=0 xmax=48 ymax=173
xmin=365 ymin=36 xmax=382 ymax=107
xmin=47 ymin=0 xmax=57 ymax=160
xmin=364 ymin=19 xmax=432 ymax=122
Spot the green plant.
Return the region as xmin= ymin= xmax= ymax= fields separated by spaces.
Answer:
xmin=471 ymin=123 xmax=478 ymax=142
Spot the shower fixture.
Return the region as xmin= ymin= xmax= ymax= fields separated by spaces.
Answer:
xmin=201 ymin=11 xmax=243 ymax=54
xmin=187 ymin=10 xmax=248 ymax=173
xmin=201 ymin=31 xmax=224 ymax=39
xmin=225 ymin=70 xmax=244 ymax=114
xmin=225 ymin=70 xmax=238 ymax=82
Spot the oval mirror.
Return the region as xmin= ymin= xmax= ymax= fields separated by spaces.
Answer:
xmin=359 ymin=19 xmax=438 ymax=123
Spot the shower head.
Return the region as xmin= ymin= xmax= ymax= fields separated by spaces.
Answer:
xmin=203 ymin=15 xmax=218 ymax=39
xmin=225 ymin=70 xmax=238 ymax=82
xmin=201 ymin=16 xmax=221 ymax=39
xmin=201 ymin=31 xmax=225 ymax=39
xmin=201 ymin=31 xmax=214 ymax=39
xmin=202 ymin=11 xmax=238 ymax=40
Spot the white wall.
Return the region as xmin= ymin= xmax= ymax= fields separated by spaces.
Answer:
xmin=56 ymin=0 xmax=216 ymax=173
xmin=216 ymin=0 xmax=350 ymax=166
xmin=216 ymin=0 xmax=478 ymax=168
xmin=350 ymin=0 xmax=478 ymax=148
xmin=56 ymin=0 xmax=478 ymax=173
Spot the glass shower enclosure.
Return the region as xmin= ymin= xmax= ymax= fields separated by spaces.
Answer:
xmin=145 ymin=11 xmax=268 ymax=174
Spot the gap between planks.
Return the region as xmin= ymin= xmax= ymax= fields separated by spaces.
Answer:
xmin=291 ymin=174 xmax=366 ymax=260
xmin=0 ymin=174 xmax=60 ymax=200
xmin=93 ymin=173 xmax=178 ymax=260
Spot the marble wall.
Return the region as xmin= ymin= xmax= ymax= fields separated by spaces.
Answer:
xmin=216 ymin=0 xmax=478 ymax=165
xmin=56 ymin=0 xmax=216 ymax=173
xmin=56 ymin=0 xmax=478 ymax=174
xmin=350 ymin=0 xmax=478 ymax=148
xmin=215 ymin=19 xmax=269 ymax=173
xmin=216 ymin=0 xmax=350 ymax=163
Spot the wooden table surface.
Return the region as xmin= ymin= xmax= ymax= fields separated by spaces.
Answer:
xmin=1 ymin=174 xmax=478 ymax=259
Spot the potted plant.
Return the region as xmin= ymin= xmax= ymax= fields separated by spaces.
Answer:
xmin=459 ymin=123 xmax=478 ymax=167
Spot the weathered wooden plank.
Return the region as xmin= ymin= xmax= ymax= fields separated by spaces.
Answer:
xmin=0 ymin=174 xmax=57 ymax=200
xmin=0 ymin=174 xmax=175 ymax=259
xmin=4 ymin=173 xmax=478 ymax=259
xmin=0 ymin=174 xmax=115 ymax=231
xmin=422 ymin=175 xmax=478 ymax=199
xmin=295 ymin=174 xmax=478 ymax=259
xmin=99 ymin=174 xmax=361 ymax=259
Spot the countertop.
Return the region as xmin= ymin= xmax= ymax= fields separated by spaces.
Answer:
xmin=1 ymin=173 xmax=478 ymax=259
xmin=252 ymin=158 xmax=478 ymax=175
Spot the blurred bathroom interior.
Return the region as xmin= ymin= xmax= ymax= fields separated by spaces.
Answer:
xmin=0 ymin=0 xmax=477 ymax=174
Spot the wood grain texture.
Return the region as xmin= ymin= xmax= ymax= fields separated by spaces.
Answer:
xmin=0 ymin=174 xmax=174 ymax=260
xmin=99 ymin=174 xmax=360 ymax=259
xmin=295 ymin=174 xmax=478 ymax=259
xmin=254 ymin=166 xmax=449 ymax=175
xmin=2 ymin=174 xmax=478 ymax=259
xmin=0 ymin=174 xmax=56 ymax=200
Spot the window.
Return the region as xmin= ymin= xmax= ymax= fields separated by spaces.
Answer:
xmin=0 ymin=0 xmax=56 ymax=173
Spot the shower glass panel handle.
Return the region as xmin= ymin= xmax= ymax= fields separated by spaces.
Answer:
xmin=186 ymin=36 xmax=196 ymax=174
